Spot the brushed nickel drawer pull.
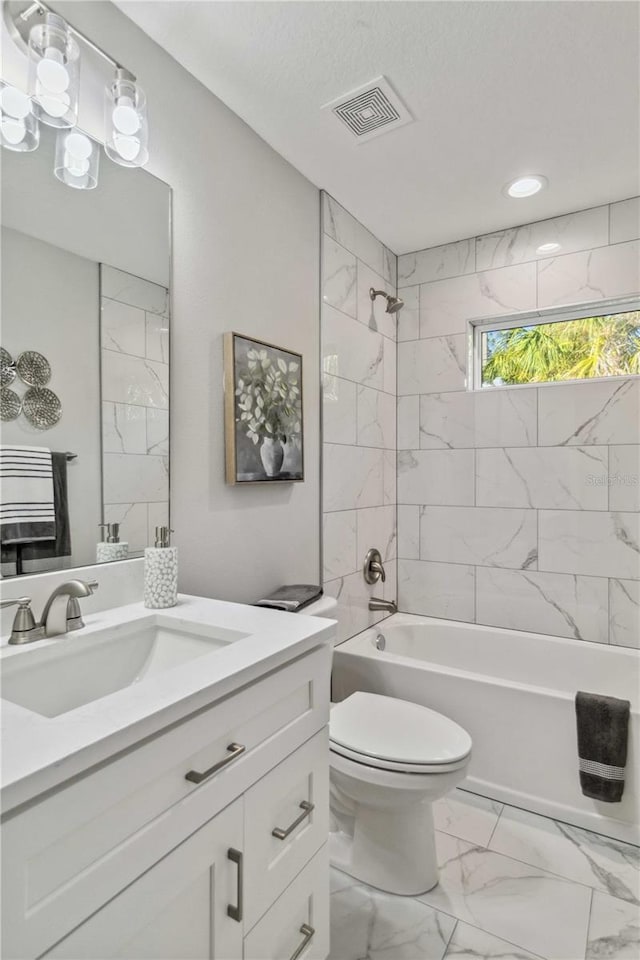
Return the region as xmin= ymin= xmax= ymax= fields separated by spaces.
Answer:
xmin=227 ymin=848 xmax=243 ymax=922
xmin=289 ymin=923 xmax=314 ymax=960
xmin=185 ymin=742 xmax=246 ymax=784
xmin=272 ymin=800 xmax=314 ymax=840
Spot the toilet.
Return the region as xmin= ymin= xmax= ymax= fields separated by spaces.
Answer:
xmin=303 ymin=597 xmax=472 ymax=895
xmin=328 ymin=691 xmax=472 ymax=895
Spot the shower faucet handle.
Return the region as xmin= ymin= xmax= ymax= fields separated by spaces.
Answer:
xmin=363 ymin=548 xmax=386 ymax=585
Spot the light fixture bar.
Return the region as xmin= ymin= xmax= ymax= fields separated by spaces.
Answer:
xmin=17 ymin=1 xmax=136 ymax=79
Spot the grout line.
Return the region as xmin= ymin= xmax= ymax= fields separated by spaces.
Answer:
xmin=441 ymin=919 xmax=459 ymax=958
xmin=583 ymin=889 xmax=595 ymax=960
xmin=486 ymin=804 xmax=504 ymax=848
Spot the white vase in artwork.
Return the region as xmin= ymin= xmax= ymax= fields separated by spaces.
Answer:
xmin=260 ymin=437 xmax=284 ymax=477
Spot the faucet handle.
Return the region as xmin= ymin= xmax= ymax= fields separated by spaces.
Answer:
xmin=1 ymin=596 xmax=31 ymax=609
xmin=363 ymin=548 xmax=386 ymax=584
xmin=86 ymin=579 xmax=99 ymax=593
xmin=2 ymin=598 xmax=40 ymax=644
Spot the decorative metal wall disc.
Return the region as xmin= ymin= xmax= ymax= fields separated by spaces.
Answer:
xmin=22 ymin=387 xmax=62 ymax=429
xmin=16 ymin=351 xmax=52 ymax=387
xmin=0 ymin=387 xmax=22 ymax=421
xmin=1 ymin=347 xmax=16 ymax=387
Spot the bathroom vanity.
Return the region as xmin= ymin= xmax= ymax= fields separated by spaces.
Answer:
xmin=0 ymin=595 xmax=335 ymax=960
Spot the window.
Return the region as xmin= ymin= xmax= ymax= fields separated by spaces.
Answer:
xmin=470 ymin=298 xmax=640 ymax=389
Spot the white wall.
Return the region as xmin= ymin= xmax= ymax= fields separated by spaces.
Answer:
xmin=1 ymin=227 xmax=101 ymax=573
xmin=396 ymin=198 xmax=640 ymax=648
xmin=1 ymin=1 xmax=321 ymax=603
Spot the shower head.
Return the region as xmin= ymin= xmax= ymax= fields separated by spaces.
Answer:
xmin=369 ymin=287 xmax=404 ymax=315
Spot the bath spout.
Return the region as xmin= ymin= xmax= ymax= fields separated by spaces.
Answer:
xmin=369 ymin=598 xmax=397 ymax=614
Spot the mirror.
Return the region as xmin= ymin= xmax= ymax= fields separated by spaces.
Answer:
xmin=1 ymin=124 xmax=171 ymax=578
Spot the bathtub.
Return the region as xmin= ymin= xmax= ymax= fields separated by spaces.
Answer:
xmin=332 ymin=613 xmax=639 ymax=845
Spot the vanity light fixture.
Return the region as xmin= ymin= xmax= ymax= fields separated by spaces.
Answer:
xmin=3 ymin=1 xmax=149 ymax=185
xmin=27 ymin=11 xmax=80 ymax=128
xmin=54 ymin=129 xmax=99 ymax=190
xmin=104 ymin=68 xmax=149 ymax=168
xmin=0 ymin=82 xmax=39 ymax=151
xmin=503 ymin=175 xmax=547 ymax=199
xmin=536 ymin=242 xmax=561 ymax=254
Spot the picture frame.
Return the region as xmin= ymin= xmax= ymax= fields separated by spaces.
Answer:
xmin=224 ymin=332 xmax=304 ymax=485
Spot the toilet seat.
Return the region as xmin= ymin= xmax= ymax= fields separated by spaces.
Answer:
xmin=330 ymin=692 xmax=471 ymax=774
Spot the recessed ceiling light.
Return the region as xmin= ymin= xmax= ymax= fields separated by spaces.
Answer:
xmin=536 ymin=242 xmax=561 ymax=254
xmin=503 ymin=175 xmax=547 ymax=199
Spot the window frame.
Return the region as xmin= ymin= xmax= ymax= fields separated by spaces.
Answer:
xmin=467 ymin=295 xmax=640 ymax=391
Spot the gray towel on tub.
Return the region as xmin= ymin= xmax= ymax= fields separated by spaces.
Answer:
xmin=575 ymin=692 xmax=630 ymax=803
xmin=254 ymin=584 xmax=322 ymax=612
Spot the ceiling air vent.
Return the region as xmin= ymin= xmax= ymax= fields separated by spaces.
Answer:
xmin=322 ymin=76 xmax=413 ymax=143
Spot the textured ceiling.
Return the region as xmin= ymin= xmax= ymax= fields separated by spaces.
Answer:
xmin=115 ymin=0 xmax=640 ymax=254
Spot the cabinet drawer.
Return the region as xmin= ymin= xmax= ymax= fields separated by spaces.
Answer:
xmin=244 ymin=845 xmax=329 ymax=960
xmin=244 ymin=728 xmax=329 ymax=929
xmin=1 ymin=645 xmax=331 ymax=960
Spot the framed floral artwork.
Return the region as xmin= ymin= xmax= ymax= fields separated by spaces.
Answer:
xmin=224 ymin=333 xmax=304 ymax=484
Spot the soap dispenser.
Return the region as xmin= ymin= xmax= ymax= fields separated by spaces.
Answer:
xmin=144 ymin=526 xmax=178 ymax=608
xmin=97 ymin=522 xmax=129 ymax=563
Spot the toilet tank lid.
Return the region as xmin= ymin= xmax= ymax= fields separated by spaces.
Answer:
xmin=330 ymin=692 xmax=471 ymax=766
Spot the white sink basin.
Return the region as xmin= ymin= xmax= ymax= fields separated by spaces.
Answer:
xmin=1 ymin=618 xmax=248 ymax=718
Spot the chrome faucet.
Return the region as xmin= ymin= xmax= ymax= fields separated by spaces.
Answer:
xmin=368 ymin=597 xmax=397 ymax=614
xmin=39 ymin=580 xmax=99 ymax=638
xmin=1 ymin=579 xmax=99 ymax=644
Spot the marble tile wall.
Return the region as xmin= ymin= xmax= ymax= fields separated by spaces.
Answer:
xmin=100 ymin=265 xmax=170 ymax=556
xmin=321 ymin=193 xmax=398 ymax=643
xmin=397 ymin=198 xmax=640 ymax=647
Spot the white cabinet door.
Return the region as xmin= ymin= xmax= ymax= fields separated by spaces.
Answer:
xmin=42 ymin=799 xmax=244 ymax=960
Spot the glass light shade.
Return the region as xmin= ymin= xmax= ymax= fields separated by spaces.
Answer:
xmin=0 ymin=83 xmax=39 ymax=152
xmin=54 ymin=129 xmax=99 ymax=190
xmin=104 ymin=69 xmax=149 ymax=168
xmin=28 ymin=13 xmax=80 ymax=129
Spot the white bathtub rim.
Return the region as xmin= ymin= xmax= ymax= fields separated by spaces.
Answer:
xmin=460 ymin=778 xmax=640 ymax=848
xmin=340 ymin=614 xmax=639 ymax=709
xmin=346 ymin=610 xmax=639 ymax=655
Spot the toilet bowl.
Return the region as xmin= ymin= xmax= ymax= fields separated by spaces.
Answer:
xmin=329 ymin=691 xmax=472 ymax=895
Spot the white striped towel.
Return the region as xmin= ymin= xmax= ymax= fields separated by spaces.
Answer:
xmin=0 ymin=446 xmax=56 ymax=543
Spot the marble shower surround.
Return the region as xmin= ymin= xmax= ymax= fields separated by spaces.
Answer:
xmin=321 ymin=193 xmax=398 ymax=643
xmin=397 ymin=198 xmax=640 ymax=647
xmin=100 ymin=265 xmax=170 ymax=556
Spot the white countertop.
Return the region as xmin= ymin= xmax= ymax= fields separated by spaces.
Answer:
xmin=0 ymin=594 xmax=336 ymax=814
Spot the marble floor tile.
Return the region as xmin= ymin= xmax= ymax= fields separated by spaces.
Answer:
xmin=443 ymin=922 xmax=541 ymax=960
xmin=433 ymin=789 xmax=503 ymax=847
xmin=586 ymin=891 xmax=640 ymax=959
xmin=418 ymin=832 xmax=592 ymax=960
xmin=329 ymin=869 xmax=456 ymax=960
xmin=489 ymin=805 xmax=640 ymax=904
